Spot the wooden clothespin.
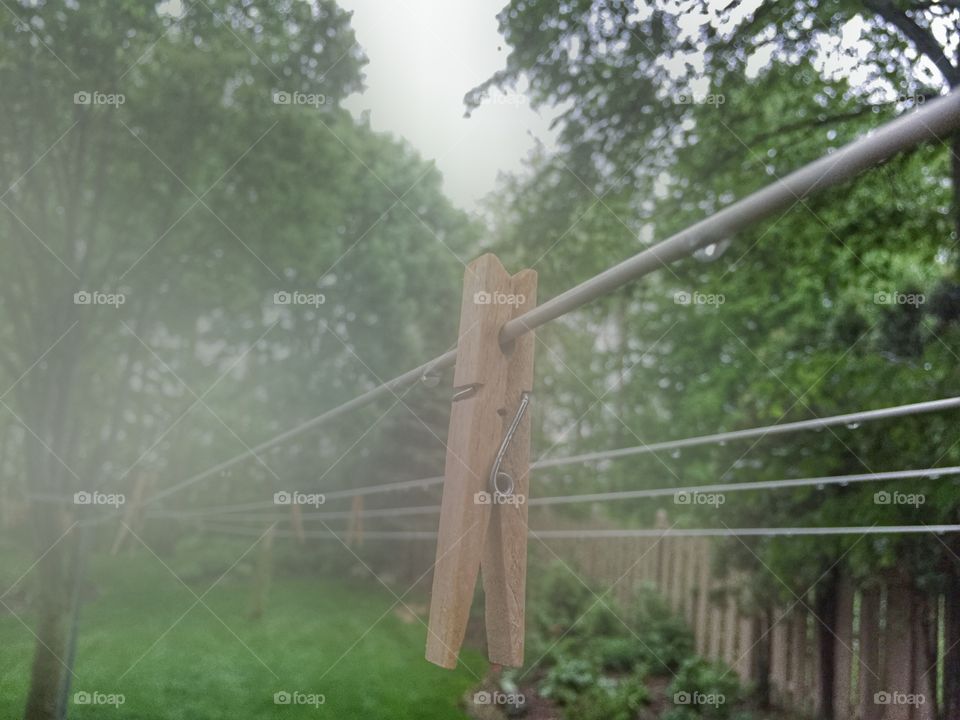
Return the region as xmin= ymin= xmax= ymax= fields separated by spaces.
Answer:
xmin=426 ymin=254 xmax=537 ymax=669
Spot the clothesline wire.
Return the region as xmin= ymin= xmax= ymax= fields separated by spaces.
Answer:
xmin=139 ymin=92 xmax=960 ymax=508
xmin=193 ymin=524 xmax=960 ymax=540
xmin=127 ymin=395 xmax=960 ymax=516
xmin=143 ymin=466 xmax=960 ymax=522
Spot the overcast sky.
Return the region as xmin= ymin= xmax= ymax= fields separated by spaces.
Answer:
xmin=338 ymin=0 xmax=557 ymax=213
xmin=334 ymin=1 xmax=939 ymax=215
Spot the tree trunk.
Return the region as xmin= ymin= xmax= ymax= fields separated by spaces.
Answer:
xmin=22 ymin=523 xmax=74 ymax=720
xmin=953 ymin=132 xmax=960 ymax=256
xmin=945 ymin=569 xmax=960 ymax=720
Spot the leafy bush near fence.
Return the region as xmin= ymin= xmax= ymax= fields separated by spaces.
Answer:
xmin=527 ymin=563 xmax=694 ymax=675
xmin=664 ymin=658 xmax=745 ymax=720
xmin=564 ymin=673 xmax=650 ymax=720
xmin=514 ymin=562 xmax=759 ymax=720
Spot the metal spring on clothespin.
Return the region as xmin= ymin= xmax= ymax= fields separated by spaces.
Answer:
xmin=489 ymin=391 xmax=532 ymax=498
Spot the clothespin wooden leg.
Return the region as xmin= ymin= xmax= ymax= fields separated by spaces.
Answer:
xmin=426 ymin=254 xmax=518 ymax=669
xmin=481 ymin=269 xmax=537 ymax=667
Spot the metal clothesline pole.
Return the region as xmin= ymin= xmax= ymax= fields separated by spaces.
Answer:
xmin=498 ymin=91 xmax=960 ymax=343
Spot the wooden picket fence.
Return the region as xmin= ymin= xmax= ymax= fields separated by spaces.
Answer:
xmin=547 ymin=532 xmax=945 ymax=720
xmin=349 ymin=513 xmax=948 ymax=718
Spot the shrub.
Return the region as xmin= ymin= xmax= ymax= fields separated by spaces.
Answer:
xmin=565 ymin=673 xmax=651 ymax=720
xmin=530 ymin=562 xmax=596 ymax=636
xmin=539 ymin=657 xmax=597 ymax=705
xmin=589 ymin=636 xmax=650 ymax=672
xmin=627 ymin=586 xmax=695 ymax=671
xmin=664 ymin=658 xmax=743 ymax=720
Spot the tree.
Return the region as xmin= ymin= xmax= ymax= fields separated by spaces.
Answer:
xmin=0 ymin=2 xmax=474 ymax=718
xmin=469 ymin=0 xmax=959 ymax=242
xmin=475 ymin=1 xmax=960 ymax=713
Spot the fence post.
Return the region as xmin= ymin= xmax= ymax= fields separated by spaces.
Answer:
xmin=788 ymin=613 xmax=807 ymax=706
xmin=695 ymin=539 xmax=711 ymax=657
xmin=290 ymin=503 xmax=305 ymax=545
xmin=426 ymin=254 xmax=537 ymax=669
xmin=883 ymin=583 xmax=915 ymax=720
xmin=913 ymin=590 xmax=936 ymax=720
xmin=682 ymin=538 xmax=698 ymax=624
xmin=859 ymin=587 xmax=882 ymax=720
xmin=832 ymin=575 xmax=855 ymax=719
xmin=346 ymin=496 xmax=363 ymax=548
xmin=770 ymin=613 xmax=789 ymax=704
xmin=707 ymin=572 xmax=723 ymax=662
xmin=723 ymin=593 xmax=738 ymax=667
xmin=736 ymin=613 xmax=755 ymax=681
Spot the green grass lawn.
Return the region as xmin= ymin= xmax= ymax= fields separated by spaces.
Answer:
xmin=0 ymin=549 xmax=486 ymax=719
